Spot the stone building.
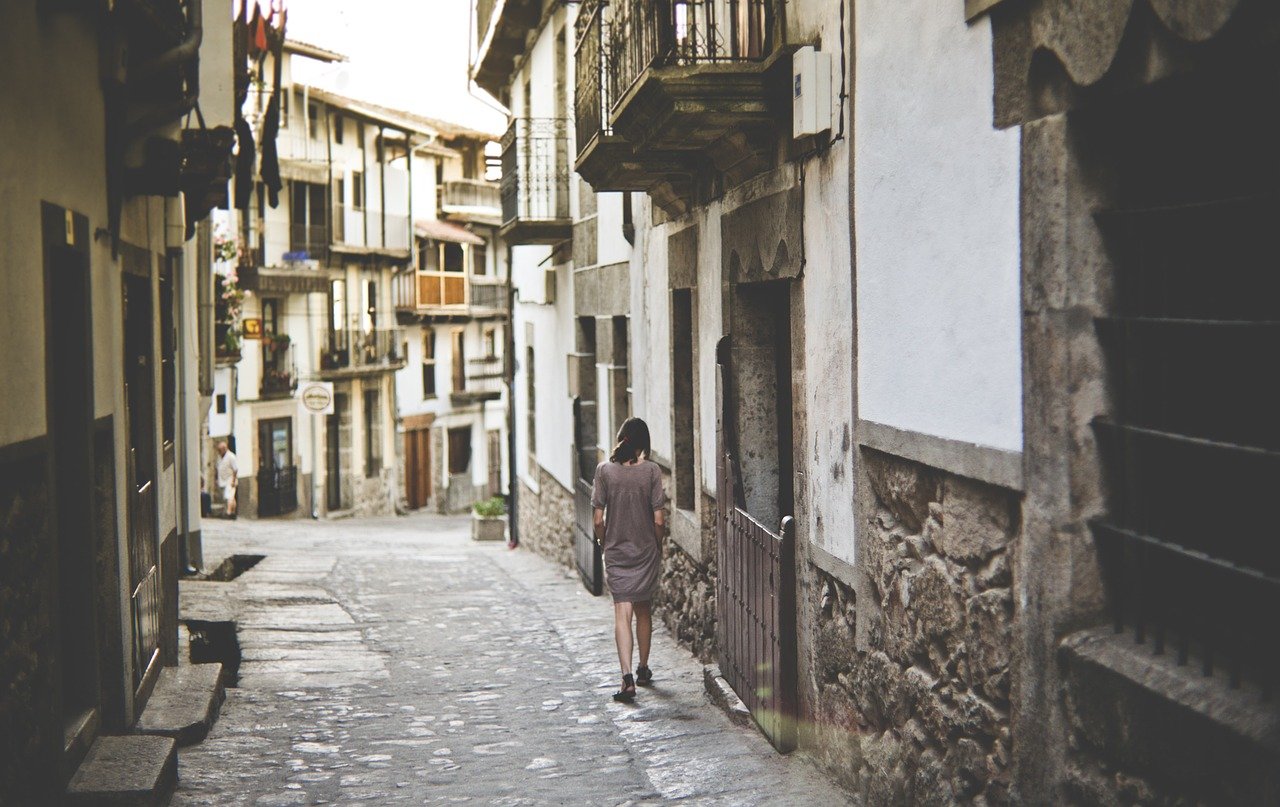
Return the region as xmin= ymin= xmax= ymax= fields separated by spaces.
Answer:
xmin=471 ymin=0 xmax=636 ymax=566
xmin=483 ymin=0 xmax=1280 ymax=802
xmin=0 ymin=0 xmax=244 ymax=801
xmin=212 ymin=42 xmax=466 ymax=519
xmin=393 ymin=126 xmax=510 ymax=515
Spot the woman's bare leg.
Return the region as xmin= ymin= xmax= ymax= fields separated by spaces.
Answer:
xmin=614 ymin=602 xmax=634 ymax=674
xmin=635 ymin=602 xmax=652 ymax=668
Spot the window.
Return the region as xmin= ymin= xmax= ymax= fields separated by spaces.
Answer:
xmin=672 ymin=290 xmax=695 ymax=510
xmin=448 ymin=427 xmax=472 ymax=475
xmin=418 ymin=239 xmax=432 ymax=273
xmin=364 ymin=388 xmax=381 ymax=477
xmin=363 ymin=279 xmax=377 ymax=332
xmin=422 ymin=330 xmax=437 ymax=399
xmin=289 ymin=181 xmax=328 ymax=253
xmin=526 ymin=341 xmax=536 ymax=472
xmin=442 ymin=242 xmax=465 ymax=273
xmin=215 ymin=394 xmax=227 ymax=414
xmin=334 ymin=112 xmax=344 ymax=144
xmin=451 ymin=328 xmax=466 ymax=393
xmin=483 ymin=327 xmax=497 ymax=359
xmin=473 ymin=243 xmax=488 ymax=276
xmin=352 ymin=171 xmax=364 ymax=209
xmin=308 ymin=101 xmax=319 ymax=139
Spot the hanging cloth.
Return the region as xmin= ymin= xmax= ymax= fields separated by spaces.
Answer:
xmin=234 ymin=115 xmax=257 ymax=211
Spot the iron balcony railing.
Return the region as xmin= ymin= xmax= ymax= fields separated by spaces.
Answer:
xmin=441 ymin=179 xmax=502 ymax=214
xmin=260 ymin=341 xmax=297 ymax=399
xmin=288 ymin=223 xmax=329 ymax=259
xmin=609 ymin=0 xmax=775 ymax=105
xmin=469 ymin=280 xmax=509 ymax=312
xmin=500 ymin=118 xmax=572 ymax=227
xmin=320 ymin=328 xmax=404 ymax=371
xmin=575 ymin=0 xmax=612 ymax=155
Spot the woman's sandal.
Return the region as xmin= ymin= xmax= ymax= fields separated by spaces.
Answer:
xmin=635 ymin=665 xmax=653 ymax=686
xmin=612 ymin=673 xmax=637 ymax=703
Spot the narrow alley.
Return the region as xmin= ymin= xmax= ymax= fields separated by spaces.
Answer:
xmin=173 ymin=515 xmax=850 ymax=806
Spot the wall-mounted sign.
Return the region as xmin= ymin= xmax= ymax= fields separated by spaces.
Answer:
xmin=242 ymin=318 xmax=262 ymax=339
xmin=298 ymin=381 xmax=335 ymax=415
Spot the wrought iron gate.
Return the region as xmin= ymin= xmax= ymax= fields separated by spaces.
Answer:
xmin=573 ymin=397 xmax=604 ymax=595
xmin=128 ymin=465 xmax=160 ymax=691
xmin=715 ymin=337 xmax=798 ymax=751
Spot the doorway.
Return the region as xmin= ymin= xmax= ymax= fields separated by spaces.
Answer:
xmin=257 ymin=417 xmax=297 ymax=516
xmin=326 ymin=393 xmax=346 ymax=512
xmin=404 ymin=427 xmax=432 ymax=510
xmin=44 ymin=205 xmax=99 ymax=737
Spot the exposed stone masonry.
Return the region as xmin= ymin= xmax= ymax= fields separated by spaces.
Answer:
xmin=517 ymin=464 xmax=574 ymax=571
xmin=806 ymin=449 xmax=1017 ymax=805
xmin=654 ymin=540 xmax=716 ymax=663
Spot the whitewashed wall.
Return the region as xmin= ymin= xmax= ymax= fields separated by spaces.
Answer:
xmin=853 ymin=1 xmax=1021 ymax=453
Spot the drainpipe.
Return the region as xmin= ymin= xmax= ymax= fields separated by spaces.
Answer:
xmin=505 ymin=242 xmax=519 ymax=547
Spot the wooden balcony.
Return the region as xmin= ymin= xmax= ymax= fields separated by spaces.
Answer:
xmin=394 ymin=270 xmax=509 ymax=322
xmin=574 ymin=0 xmax=791 ymax=216
xmin=451 ymin=356 xmax=505 ymax=405
xmin=440 ymin=180 xmax=501 ymax=221
xmin=499 ymin=119 xmax=574 ymax=245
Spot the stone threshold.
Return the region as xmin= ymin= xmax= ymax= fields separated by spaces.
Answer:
xmin=135 ymin=663 xmax=226 ymax=747
xmin=65 ymin=735 xmax=176 ymax=807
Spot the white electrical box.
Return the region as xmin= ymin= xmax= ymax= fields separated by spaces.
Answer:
xmin=792 ymin=46 xmax=833 ymax=139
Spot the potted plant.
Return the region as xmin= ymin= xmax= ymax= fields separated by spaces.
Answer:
xmin=471 ymin=496 xmax=507 ymax=542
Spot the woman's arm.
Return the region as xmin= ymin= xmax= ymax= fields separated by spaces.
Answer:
xmin=593 ymin=507 xmax=606 ymax=545
xmin=653 ymin=508 xmax=665 ymax=548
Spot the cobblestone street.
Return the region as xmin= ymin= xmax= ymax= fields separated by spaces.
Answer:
xmin=174 ymin=514 xmax=851 ymax=806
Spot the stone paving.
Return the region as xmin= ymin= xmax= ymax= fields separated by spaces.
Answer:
xmin=173 ymin=513 xmax=854 ymax=806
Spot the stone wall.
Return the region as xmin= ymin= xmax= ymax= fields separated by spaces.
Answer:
xmin=354 ymin=468 xmax=393 ymax=517
xmin=0 ymin=445 xmax=58 ymax=804
xmin=518 ymin=464 xmax=574 ymax=570
xmin=804 ymin=448 xmax=1017 ymax=804
xmin=654 ymin=540 xmax=717 ymax=662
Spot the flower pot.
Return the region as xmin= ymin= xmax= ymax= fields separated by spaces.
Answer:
xmin=471 ymin=513 xmax=507 ymax=542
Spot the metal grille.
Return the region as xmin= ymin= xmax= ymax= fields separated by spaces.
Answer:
xmin=500 ymin=119 xmax=571 ymax=227
xmin=574 ymin=0 xmax=611 ymax=155
xmin=1092 ymin=193 xmax=1280 ymax=697
xmin=609 ymin=0 xmax=774 ymax=105
xmin=129 ymin=476 xmax=160 ymax=687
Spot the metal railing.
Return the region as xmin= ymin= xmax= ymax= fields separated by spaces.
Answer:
xmin=469 ymin=280 xmax=509 ymax=311
xmin=260 ymin=342 xmax=297 ymax=398
xmin=320 ymin=328 xmax=404 ymax=371
xmin=575 ymin=0 xmax=612 ymax=155
xmin=1091 ymin=193 xmax=1280 ymax=697
xmin=129 ymin=475 xmax=160 ymax=687
xmin=441 ymin=179 xmax=502 ymax=213
xmin=610 ymin=0 xmax=775 ymax=105
xmin=500 ymin=118 xmax=572 ymax=227
xmin=288 ymin=223 xmax=329 ymax=259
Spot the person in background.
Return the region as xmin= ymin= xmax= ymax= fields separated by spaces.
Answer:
xmin=591 ymin=417 xmax=666 ymax=703
xmin=215 ymin=440 xmax=239 ymax=519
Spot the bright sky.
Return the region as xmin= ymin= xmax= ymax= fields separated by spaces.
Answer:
xmin=283 ymin=0 xmax=507 ymax=135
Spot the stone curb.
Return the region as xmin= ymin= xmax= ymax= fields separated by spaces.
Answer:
xmin=703 ymin=664 xmax=753 ymax=727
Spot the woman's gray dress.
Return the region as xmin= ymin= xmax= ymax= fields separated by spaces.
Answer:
xmin=591 ymin=460 xmax=666 ymax=603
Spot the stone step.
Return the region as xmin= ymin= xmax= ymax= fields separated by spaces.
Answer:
xmin=135 ymin=663 xmax=225 ymax=747
xmin=65 ymin=734 xmax=176 ymax=807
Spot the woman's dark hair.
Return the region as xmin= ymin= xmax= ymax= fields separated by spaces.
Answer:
xmin=609 ymin=417 xmax=651 ymax=464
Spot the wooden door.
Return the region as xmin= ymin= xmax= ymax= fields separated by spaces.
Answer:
xmin=404 ymin=428 xmax=431 ymax=510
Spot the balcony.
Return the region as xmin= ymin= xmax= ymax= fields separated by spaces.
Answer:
xmin=333 ymin=204 xmax=413 ymax=256
xmin=260 ymin=339 xmax=297 ymax=399
xmin=319 ymin=328 xmax=406 ymax=376
xmin=441 ymin=180 xmax=502 ymax=220
xmin=394 ymin=270 xmax=509 ymax=320
xmin=288 ymin=223 xmax=329 ymax=261
xmin=472 ymin=0 xmax=543 ymax=100
xmin=574 ymin=0 xmax=791 ymax=216
xmin=500 ymin=119 xmax=573 ymax=245
xmin=451 ymin=355 xmax=505 ymax=405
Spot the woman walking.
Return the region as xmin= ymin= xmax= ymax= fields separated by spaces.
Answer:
xmin=591 ymin=417 xmax=666 ymax=703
